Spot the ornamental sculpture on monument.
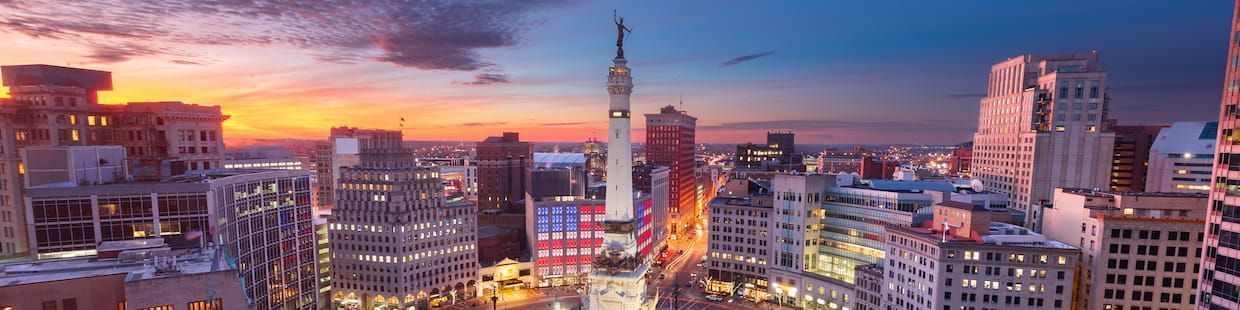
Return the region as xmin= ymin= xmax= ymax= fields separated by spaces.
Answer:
xmin=581 ymin=10 xmax=658 ymax=310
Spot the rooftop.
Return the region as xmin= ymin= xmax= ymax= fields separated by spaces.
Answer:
xmin=533 ymin=152 xmax=586 ymax=166
xmin=846 ymin=179 xmax=957 ymax=193
xmin=892 ymin=222 xmax=1077 ymax=250
xmin=1059 ymin=188 xmax=1208 ymax=199
xmin=1150 ymin=121 xmax=1217 ymax=155
xmin=0 ymin=246 xmax=233 ymax=287
xmin=709 ymin=196 xmax=772 ymax=209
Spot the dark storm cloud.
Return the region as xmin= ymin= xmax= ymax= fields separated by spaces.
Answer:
xmin=461 ymin=73 xmax=511 ymax=85
xmin=721 ymin=50 xmax=775 ymax=66
xmin=0 ymin=0 xmax=563 ymax=70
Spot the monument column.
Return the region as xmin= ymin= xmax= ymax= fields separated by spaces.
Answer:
xmin=583 ymin=12 xmax=656 ymax=310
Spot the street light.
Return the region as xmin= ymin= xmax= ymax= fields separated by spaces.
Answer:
xmin=672 ymin=284 xmax=682 ymax=310
xmin=491 ymin=290 xmax=499 ymax=310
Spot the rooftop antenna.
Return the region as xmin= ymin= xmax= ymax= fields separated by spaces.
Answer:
xmin=679 ymin=93 xmax=684 ymax=111
xmin=941 ymin=221 xmax=962 ymax=242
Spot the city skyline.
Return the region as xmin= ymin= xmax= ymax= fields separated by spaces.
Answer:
xmin=0 ymin=1 xmax=1229 ymax=145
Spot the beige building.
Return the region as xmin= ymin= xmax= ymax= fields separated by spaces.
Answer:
xmin=1043 ymin=188 xmax=1207 ymax=309
xmin=328 ymin=130 xmax=478 ymax=309
xmin=885 ymin=202 xmax=1079 ymax=309
xmin=971 ymin=53 xmax=1116 ymax=232
xmin=705 ymin=194 xmax=773 ymax=301
xmin=314 ymin=127 xmax=402 ymax=212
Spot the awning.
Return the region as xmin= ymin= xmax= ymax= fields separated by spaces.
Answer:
xmin=498 ymin=279 xmax=524 ymax=287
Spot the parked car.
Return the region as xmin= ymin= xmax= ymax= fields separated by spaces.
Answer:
xmin=658 ymin=274 xmax=665 ymax=280
xmin=705 ymin=295 xmax=723 ymax=302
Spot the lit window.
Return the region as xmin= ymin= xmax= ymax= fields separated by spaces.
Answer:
xmin=87 ymin=116 xmax=96 ymax=126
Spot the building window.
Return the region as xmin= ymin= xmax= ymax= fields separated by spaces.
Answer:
xmin=188 ymin=299 xmax=222 ymax=310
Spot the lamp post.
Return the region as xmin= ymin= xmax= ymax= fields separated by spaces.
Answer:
xmin=491 ymin=284 xmax=500 ymax=310
xmin=672 ymin=283 xmax=681 ymax=310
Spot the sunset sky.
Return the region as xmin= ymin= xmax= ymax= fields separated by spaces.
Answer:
xmin=0 ymin=1 xmax=1230 ymax=144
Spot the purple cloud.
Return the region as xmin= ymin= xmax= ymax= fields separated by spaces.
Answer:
xmin=722 ymin=51 xmax=775 ymax=66
xmin=0 ymin=0 xmax=563 ymax=71
xmin=461 ymin=73 xmax=511 ymax=85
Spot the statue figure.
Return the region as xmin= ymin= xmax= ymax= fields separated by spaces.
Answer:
xmin=614 ymin=10 xmax=632 ymax=57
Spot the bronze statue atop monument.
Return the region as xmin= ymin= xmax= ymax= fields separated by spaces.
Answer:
xmin=614 ymin=10 xmax=632 ymax=58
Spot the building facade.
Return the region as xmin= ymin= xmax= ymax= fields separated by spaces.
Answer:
xmin=22 ymin=169 xmax=318 ymax=308
xmin=476 ymin=132 xmax=532 ymax=211
xmin=706 ymin=195 xmax=773 ymax=301
xmin=1043 ymin=188 xmax=1206 ymax=310
xmin=769 ymin=174 xmax=855 ymax=310
xmin=645 ymin=105 xmax=697 ymax=235
xmin=1110 ymin=125 xmax=1165 ymax=191
xmin=314 ymin=127 xmax=403 ymax=212
xmin=328 ymin=132 xmax=478 ymax=309
xmin=1201 ymin=2 xmax=1240 ymax=307
xmin=0 ymin=65 xmax=227 ymax=256
xmin=1147 ymin=121 xmax=1216 ymax=193
xmin=885 ymin=205 xmax=1078 ymax=310
xmin=24 ymin=181 xmax=214 ymax=259
xmin=737 ymin=132 xmax=803 ymax=172
xmin=971 ymin=53 xmax=1116 ymax=232
xmin=210 ymin=170 xmax=318 ymax=310
xmin=852 ymin=264 xmax=883 ymax=310
xmin=948 ymin=142 xmax=973 ymax=177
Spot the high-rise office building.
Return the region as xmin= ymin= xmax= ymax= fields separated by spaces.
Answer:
xmin=1147 ymin=121 xmax=1216 ymax=193
xmin=1043 ymin=188 xmax=1206 ymax=310
xmin=0 ymin=64 xmax=227 ymax=257
xmin=645 ymin=105 xmax=697 ymax=234
xmin=328 ymin=130 xmax=478 ymax=309
xmin=1110 ymin=125 xmax=1165 ymax=191
xmin=477 ymin=132 xmax=532 ymax=211
xmin=209 ymin=170 xmax=318 ymax=310
xmin=971 ymin=53 xmax=1116 ymax=231
xmin=1200 ymin=1 xmax=1240 ymax=307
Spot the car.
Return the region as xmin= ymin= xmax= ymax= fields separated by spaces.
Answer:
xmin=658 ymin=274 xmax=665 ymax=280
xmin=704 ymin=295 xmax=723 ymax=302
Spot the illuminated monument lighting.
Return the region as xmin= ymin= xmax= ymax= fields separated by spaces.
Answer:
xmin=582 ymin=12 xmax=656 ymax=310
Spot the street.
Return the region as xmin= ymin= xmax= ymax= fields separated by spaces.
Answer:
xmin=644 ymin=223 xmax=761 ymax=310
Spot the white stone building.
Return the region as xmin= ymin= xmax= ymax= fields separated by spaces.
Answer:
xmin=885 ymin=202 xmax=1078 ymax=309
xmin=1043 ymin=188 xmax=1207 ymax=309
xmin=971 ymin=52 xmax=1116 ymax=232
